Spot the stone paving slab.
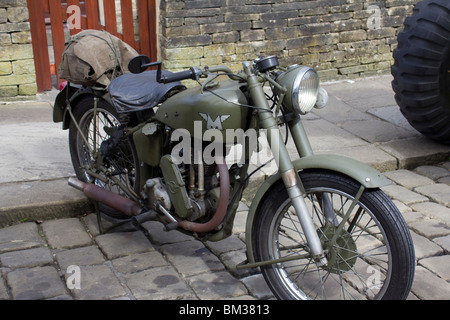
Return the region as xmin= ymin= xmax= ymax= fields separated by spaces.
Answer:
xmin=412 ymin=266 xmax=450 ymax=300
xmin=7 ymin=266 xmax=67 ymax=300
xmin=0 ymin=247 xmax=53 ymax=269
xmin=0 ymin=222 xmax=44 ymax=253
xmin=378 ymin=137 xmax=450 ymax=169
xmin=0 ymin=179 xmax=92 ymax=227
xmin=55 ymin=246 xmax=106 ymax=270
xmin=42 ymin=218 xmax=93 ymax=250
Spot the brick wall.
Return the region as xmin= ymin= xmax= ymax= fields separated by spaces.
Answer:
xmin=159 ymin=0 xmax=418 ymax=81
xmin=0 ymin=0 xmax=36 ymax=99
xmin=0 ymin=0 xmax=420 ymax=98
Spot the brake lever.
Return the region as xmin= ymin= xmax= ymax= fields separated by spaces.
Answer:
xmin=201 ymin=73 xmax=219 ymax=93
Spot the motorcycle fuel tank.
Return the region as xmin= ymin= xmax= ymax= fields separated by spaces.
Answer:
xmin=155 ymin=80 xmax=249 ymax=143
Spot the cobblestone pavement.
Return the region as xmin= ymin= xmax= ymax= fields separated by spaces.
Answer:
xmin=381 ymin=162 xmax=450 ymax=300
xmin=0 ymin=162 xmax=449 ymax=300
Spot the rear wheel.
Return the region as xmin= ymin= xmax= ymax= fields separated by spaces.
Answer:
xmin=68 ymin=95 xmax=140 ymax=219
xmin=252 ymin=170 xmax=415 ymax=300
xmin=392 ymin=0 xmax=450 ymax=144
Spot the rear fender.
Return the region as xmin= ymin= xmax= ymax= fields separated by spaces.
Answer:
xmin=53 ymin=84 xmax=109 ymax=130
xmin=244 ymin=154 xmax=391 ymax=264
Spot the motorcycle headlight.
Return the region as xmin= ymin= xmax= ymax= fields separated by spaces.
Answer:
xmin=276 ymin=65 xmax=320 ymax=115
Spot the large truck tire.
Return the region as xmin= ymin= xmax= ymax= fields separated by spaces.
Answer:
xmin=392 ymin=0 xmax=450 ymax=144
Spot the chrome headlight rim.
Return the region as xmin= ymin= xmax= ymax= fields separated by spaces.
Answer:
xmin=291 ymin=66 xmax=320 ymax=115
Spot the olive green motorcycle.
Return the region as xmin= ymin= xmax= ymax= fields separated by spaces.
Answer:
xmin=54 ymin=55 xmax=415 ymax=300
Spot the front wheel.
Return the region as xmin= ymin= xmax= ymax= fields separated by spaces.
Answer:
xmin=252 ymin=170 xmax=415 ymax=300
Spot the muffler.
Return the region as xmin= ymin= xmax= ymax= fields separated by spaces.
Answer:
xmin=68 ymin=177 xmax=142 ymax=217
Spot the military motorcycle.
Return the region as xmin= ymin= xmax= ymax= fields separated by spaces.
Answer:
xmin=54 ymin=54 xmax=415 ymax=300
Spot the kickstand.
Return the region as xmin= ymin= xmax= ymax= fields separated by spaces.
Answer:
xmin=94 ymin=201 xmax=104 ymax=235
xmin=93 ymin=201 xmax=132 ymax=234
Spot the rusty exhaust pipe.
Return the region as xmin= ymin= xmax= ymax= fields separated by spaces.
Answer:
xmin=176 ymin=156 xmax=230 ymax=233
xmin=68 ymin=154 xmax=230 ymax=233
xmin=68 ymin=177 xmax=142 ymax=217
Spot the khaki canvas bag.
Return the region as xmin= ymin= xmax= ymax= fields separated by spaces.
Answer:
xmin=58 ymin=29 xmax=139 ymax=87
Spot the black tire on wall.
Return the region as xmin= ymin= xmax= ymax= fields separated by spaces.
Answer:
xmin=391 ymin=0 xmax=450 ymax=144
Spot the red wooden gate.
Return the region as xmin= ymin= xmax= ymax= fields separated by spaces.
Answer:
xmin=27 ymin=0 xmax=158 ymax=92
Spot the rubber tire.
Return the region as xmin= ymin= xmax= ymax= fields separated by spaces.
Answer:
xmin=392 ymin=0 xmax=450 ymax=144
xmin=68 ymin=95 xmax=139 ymax=219
xmin=252 ymin=170 xmax=415 ymax=300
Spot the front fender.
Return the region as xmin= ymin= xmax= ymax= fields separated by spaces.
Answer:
xmin=244 ymin=154 xmax=391 ymax=264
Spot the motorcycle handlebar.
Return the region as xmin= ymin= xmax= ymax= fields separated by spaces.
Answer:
xmin=129 ymin=56 xmax=246 ymax=83
xmin=159 ymin=68 xmax=198 ymax=84
xmin=159 ymin=66 xmax=243 ymax=84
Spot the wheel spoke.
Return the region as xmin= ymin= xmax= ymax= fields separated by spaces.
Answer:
xmin=76 ymin=107 xmax=136 ymax=198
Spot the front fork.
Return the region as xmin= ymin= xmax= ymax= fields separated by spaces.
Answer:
xmin=244 ymin=63 xmax=327 ymax=266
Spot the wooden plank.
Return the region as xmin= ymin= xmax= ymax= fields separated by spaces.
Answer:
xmin=66 ymin=0 xmax=81 ymax=10
xmin=148 ymin=0 xmax=158 ymax=61
xmin=48 ymin=0 xmax=65 ymax=86
xmin=121 ymin=0 xmax=138 ymax=48
xmin=136 ymin=0 xmax=158 ymax=60
xmin=137 ymin=0 xmax=150 ymax=57
xmin=27 ymin=0 xmax=52 ymax=91
xmin=85 ymin=0 xmax=101 ymax=29
xmin=78 ymin=0 xmax=87 ymax=30
xmin=75 ymin=1 xmax=88 ymax=28
xmin=42 ymin=0 xmax=50 ymax=14
xmin=103 ymin=0 xmax=118 ymax=36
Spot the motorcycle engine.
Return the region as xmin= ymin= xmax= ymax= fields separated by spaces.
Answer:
xmin=144 ymin=151 xmax=219 ymax=223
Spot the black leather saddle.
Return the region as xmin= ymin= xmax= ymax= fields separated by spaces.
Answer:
xmin=108 ymin=70 xmax=185 ymax=113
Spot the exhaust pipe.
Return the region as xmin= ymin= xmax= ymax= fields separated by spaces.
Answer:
xmin=68 ymin=177 xmax=142 ymax=217
xmin=68 ymin=154 xmax=230 ymax=233
xmin=176 ymin=156 xmax=230 ymax=233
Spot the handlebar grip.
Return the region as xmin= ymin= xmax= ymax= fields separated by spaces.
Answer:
xmin=160 ymin=69 xmax=196 ymax=83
